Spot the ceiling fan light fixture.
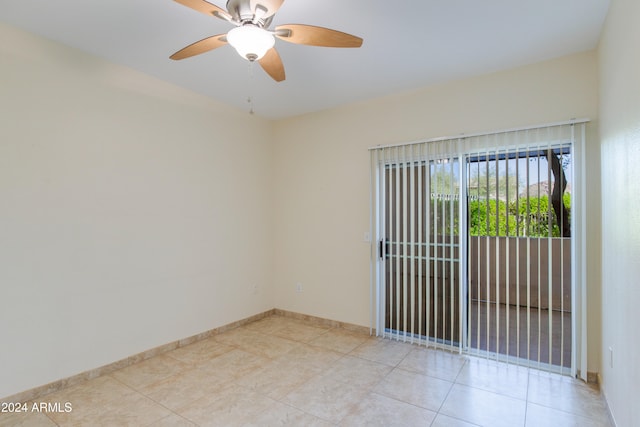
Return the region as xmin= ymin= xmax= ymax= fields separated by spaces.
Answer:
xmin=171 ymin=0 xmax=364 ymax=82
xmin=227 ymin=24 xmax=275 ymax=61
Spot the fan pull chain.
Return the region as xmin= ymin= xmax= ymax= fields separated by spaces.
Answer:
xmin=247 ymin=61 xmax=255 ymax=115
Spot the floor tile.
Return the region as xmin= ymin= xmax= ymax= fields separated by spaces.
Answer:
xmin=0 ymin=411 xmax=57 ymax=427
xmin=31 ymin=374 xmax=138 ymax=426
xmin=398 ymin=347 xmax=467 ymax=382
xmin=525 ymin=402 xmax=612 ymax=427
xmin=349 ymin=337 xmax=413 ymax=366
xmin=373 ymin=367 xmax=453 ymax=411
xmin=321 ymin=355 xmax=392 ymax=389
xmin=167 ymin=338 xmax=234 ymax=365
xmin=48 ymin=390 xmax=172 ymax=426
xmin=39 ymin=375 xmax=136 ymax=410
xmin=272 ymin=320 xmax=331 ymax=342
xmin=281 ymin=375 xmax=370 ymax=423
xmin=148 ymin=413 xmax=197 ymax=427
xmin=309 ymin=328 xmax=370 ymax=353
xmin=178 ymin=384 xmax=275 ymax=427
xmin=339 ymin=392 xmax=437 ymax=426
xmin=455 ymin=357 xmax=529 ymax=399
xmin=195 ymin=348 xmax=269 ymax=380
xmin=527 ymin=371 xmax=610 ymax=424
xmin=211 ymin=327 xmax=263 ymax=347
xmin=215 ymin=328 xmax=300 ymax=359
xmin=431 ymin=414 xmax=481 ymax=427
xmin=440 ymin=384 xmax=527 ymax=427
xmin=243 ymin=316 xmax=293 ymax=334
xmin=272 ymin=343 xmax=344 ymax=375
xmin=235 ymin=358 xmax=318 ymax=400
xmin=138 ymin=368 xmax=230 ymax=412
xmin=110 ymin=354 xmax=191 ymax=390
xmin=244 ymin=400 xmax=334 ymax=427
xmin=244 ymin=333 xmax=300 ymax=359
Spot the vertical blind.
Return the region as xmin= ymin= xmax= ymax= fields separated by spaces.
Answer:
xmin=373 ymin=141 xmax=463 ymax=350
xmin=369 ymin=120 xmax=588 ymax=377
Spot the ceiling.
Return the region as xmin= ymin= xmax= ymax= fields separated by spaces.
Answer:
xmin=1 ymin=0 xmax=610 ymax=119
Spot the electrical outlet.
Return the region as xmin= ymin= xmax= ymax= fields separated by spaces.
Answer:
xmin=295 ymin=282 xmax=303 ymax=293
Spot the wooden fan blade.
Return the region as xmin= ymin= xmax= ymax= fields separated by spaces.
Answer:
xmin=170 ymin=34 xmax=228 ymax=60
xmin=250 ymin=0 xmax=285 ymax=18
xmin=275 ymin=24 xmax=363 ymax=48
xmin=259 ymin=48 xmax=285 ymax=82
xmin=174 ymin=0 xmax=232 ymax=21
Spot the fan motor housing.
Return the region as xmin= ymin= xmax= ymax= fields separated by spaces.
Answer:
xmin=226 ymin=0 xmax=273 ymax=27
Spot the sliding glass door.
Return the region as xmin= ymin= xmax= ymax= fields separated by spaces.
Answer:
xmin=466 ymin=146 xmax=572 ymax=372
xmin=381 ymin=157 xmax=462 ymax=347
xmin=370 ymin=121 xmax=586 ymax=375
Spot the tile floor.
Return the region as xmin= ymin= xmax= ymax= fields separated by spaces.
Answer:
xmin=0 ymin=315 xmax=612 ymax=426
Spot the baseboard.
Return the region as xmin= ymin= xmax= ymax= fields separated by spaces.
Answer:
xmin=1 ymin=309 xmax=276 ymax=403
xmin=274 ymin=308 xmax=372 ymax=335
xmin=597 ymin=373 xmax=618 ymax=427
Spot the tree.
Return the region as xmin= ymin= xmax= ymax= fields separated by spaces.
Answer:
xmin=546 ymin=150 xmax=571 ymax=237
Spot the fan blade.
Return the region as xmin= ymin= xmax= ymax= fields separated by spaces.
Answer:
xmin=250 ymin=0 xmax=285 ymax=18
xmin=174 ymin=0 xmax=232 ymax=22
xmin=259 ymin=48 xmax=285 ymax=82
xmin=170 ymin=34 xmax=228 ymax=60
xmin=275 ymin=24 xmax=363 ymax=48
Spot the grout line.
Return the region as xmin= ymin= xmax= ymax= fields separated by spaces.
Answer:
xmin=130 ymin=385 xmax=190 ymax=427
xmin=433 ymin=359 xmax=464 ymax=416
xmin=43 ymin=412 xmax=61 ymax=427
xmin=369 ymin=390 xmax=440 ymax=417
xmin=524 ymin=367 xmax=532 ymax=426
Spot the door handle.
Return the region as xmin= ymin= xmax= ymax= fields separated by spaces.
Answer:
xmin=379 ymin=239 xmax=389 ymax=260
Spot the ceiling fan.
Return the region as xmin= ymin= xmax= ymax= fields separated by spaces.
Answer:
xmin=170 ymin=0 xmax=363 ymax=82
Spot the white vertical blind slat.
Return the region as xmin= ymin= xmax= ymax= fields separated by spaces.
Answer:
xmin=449 ymin=155 xmax=455 ymax=349
xmin=515 ymin=144 xmax=521 ymax=361
xmin=506 ymin=139 xmax=512 ymax=362
xmin=401 ymin=147 xmax=408 ymax=341
xmin=537 ymin=133 xmax=542 ymax=368
xmin=394 ymin=147 xmax=401 ymax=340
xmin=425 ymin=145 xmax=432 ymax=348
xmin=495 ymin=148 xmax=501 ymax=361
xmin=417 ymin=148 xmax=424 ymax=346
xmin=408 ymin=145 xmax=416 ymax=343
xmin=547 ymin=136 xmax=554 ymax=367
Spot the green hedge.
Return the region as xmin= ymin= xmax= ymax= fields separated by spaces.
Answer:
xmin=468 ymin=194 xmax=571 ymax=237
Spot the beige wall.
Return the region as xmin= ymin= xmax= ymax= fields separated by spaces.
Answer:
xmin=1 ymin=20 xmax=609 ymax=400
xmin=273 ymin=51 xmax=601 ymax=371
xmin=0 ymin=24 xmax=274 ymax=398
xmin=598 ymin=0 xmax=640 ymax=425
